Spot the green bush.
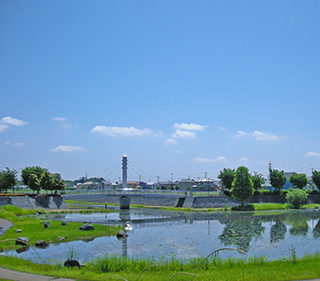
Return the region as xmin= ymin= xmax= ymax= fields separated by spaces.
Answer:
xmin=286 ymin=188 xmax=308 ymax=209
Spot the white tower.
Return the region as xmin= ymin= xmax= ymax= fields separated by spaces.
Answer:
xmin=122 ymin=154 xmax=127 ymax=189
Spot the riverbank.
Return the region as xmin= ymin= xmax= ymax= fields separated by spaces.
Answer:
xmin=1 ymin=205 xmax=320 ymax=280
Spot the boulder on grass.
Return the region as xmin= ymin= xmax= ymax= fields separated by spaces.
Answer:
xmin=78 ymin=224 xmax=95 ymax=231
xmin=64 ymin=259 xmax=80 ymax=269
xmin=16 ymin=237 xmax=29 ymax=246
xmin=44 ymin=221 xmax=51 ymax=228
xmin=62 ymin=220 xmax=68 ymax=226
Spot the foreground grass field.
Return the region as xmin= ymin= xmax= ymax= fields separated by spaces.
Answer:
xmin=1 ymin=252 xmax=320 ymax=281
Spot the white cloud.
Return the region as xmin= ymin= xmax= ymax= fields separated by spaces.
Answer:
xmin=13 ymin=142 xmax=24 ymax=146
xmin=252 ymin=131 xmax=279 ymax=141
xmin=193 ymin=157 xmax=212 ymax=163
xmin=234 ymin=130 xmax=279 ymax=141
xmin=4 ymin=141 xmax=10 ymax=145
xmin=173 ymin=129 xmax=195 ymax=139
xmin=1 ymin=116 xmax=27 ymax=127
xmin=51 ymin=117 xmax=68 ymax=122
xmin=173 ymin=123 xmax=208 ymax=131
xmin=0 ymin=117 xmax=27 ymax=133
xmin=172 ymin=150 xmax=183 ymax=154
xmin=238 ymin=157 xmax=250 ymax=163
xmin=219 ymin=126 xmax=227 ymax=132
xmin=0 ymin=124 xmax=9 ymax=133
xmin=212 ymin=156 xmax=228 ymax=163
xmin=52 ymin=145 xmax=86 ymax=153
xmin=193 ymin=156 xmax=227 ymax=163
xmin=91 ymin=126 xmax=153 ymax=137
xmin=305 ymin=151 xmax=320 ymax=158
xmin=234 ymin=130 xmax=248 ymax=138
xmin=166 ymin=138 xmax=177 ymax=145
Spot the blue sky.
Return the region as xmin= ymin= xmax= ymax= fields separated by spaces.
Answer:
xmin=1 ymin=0 xmax=320 ymax=182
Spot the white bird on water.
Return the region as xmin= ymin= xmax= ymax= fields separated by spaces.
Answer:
xmin=124 ymin=223 xmax=132 ymax=231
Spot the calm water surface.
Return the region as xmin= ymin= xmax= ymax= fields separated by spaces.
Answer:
xmin=3 ymin=208 xmax=320 ymax=264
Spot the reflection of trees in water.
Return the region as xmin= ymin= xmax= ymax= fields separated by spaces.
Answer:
xmin=286 ymin=212 xmax=309 ymax=236
xmin=219 ymin=216 xmax=265 ymax=252
xmin=270 ymin=221 xmax=287 ymax=243
xmin=313 ymin=220 xmax=320 ymax=239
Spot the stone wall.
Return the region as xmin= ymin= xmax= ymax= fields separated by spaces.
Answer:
xmin=0 ymin=195 xmax=68 ymax=209
xmin=64 ymin=193 xmax=241 ymax=208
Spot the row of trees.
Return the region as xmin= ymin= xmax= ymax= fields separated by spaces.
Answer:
xmin=218 ymin=167 xmax=320 ymax=192
xmin=218 ymin=166 xmax=320 ymax=208
xmin=0 ymin=166 xmax=65 ymax=194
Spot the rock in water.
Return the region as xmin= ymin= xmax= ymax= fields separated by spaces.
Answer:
xmin=116 ymin=230 xmax=129 ymax=241
xmin=35 ymin=240 xmax=48 ymax=248
xmin=78 ymin=224 xmax=95 ymax=231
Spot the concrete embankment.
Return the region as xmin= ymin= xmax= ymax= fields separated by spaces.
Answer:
xmin=0 ymin=195 xmax=68 ymax=209
xmin=64 ymin=193 xmax=240 ymax=208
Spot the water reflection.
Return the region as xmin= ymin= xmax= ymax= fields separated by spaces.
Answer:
xmin=219 ymin=214 xmax=265 ymax=252
xmin=3 ymin=209 xmax=320 ymax=263
xmin=270 ymin=221 xmax=286 ymax=243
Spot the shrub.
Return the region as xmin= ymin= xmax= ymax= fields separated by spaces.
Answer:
xmin=286 ymin=188 xmax=308 ymax=209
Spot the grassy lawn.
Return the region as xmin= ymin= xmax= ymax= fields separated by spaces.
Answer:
xmin=0 ymin=205 xmax=122 ymax=251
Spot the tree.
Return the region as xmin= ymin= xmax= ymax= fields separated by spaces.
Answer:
xmin=312 ymin=169 xmax=320 ymax=190
xmin=0 ymin=167 xmax=17 ymax=192
xmin=21 ymin=166 xmax=48 ymax=187
xmin=269 ymin=168 xmax=286 ymax=191
xmin=286 ymin=188 xmax=308 ymax=209
xmin=251 ymin=172 xmax=265 ymax=190
xmin=231 ymin=166 xmax=254 ymax=206
xmin=289 ymin=173 xmax=308 ymax=190
xmin=28 ymin=174 xmax=40 ymax=193
xmin=39 ymin=171 xmax=53 ymax=193
xmin=52 ymin=173 xmax=66 ymax=193
xmin=218 ymin=168 xmax=235 ymax=191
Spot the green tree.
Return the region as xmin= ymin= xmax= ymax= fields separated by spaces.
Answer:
xmin=218 ymin=168 xmax=235 ymax=191
xmin=269 ymin=168 xmax=286 ymax=191
xmin=21 ymin=166 xmax=48 ymax=187
xmin=312 ymin=169 xmax=320 ymax=190
xmin=231 ymin=166 xmax=254 ymax=206
xmin=251 ymin=172 xmax=265 ymax=190
xmin=28 ymin=173 xmax=40 ymax=193
xmin=289 ymin=173 xmax=308 ymax=190
xmin=39 ymin=171 xmax=53 ymax=193
xmin=0 ymin=167 xmax=17 ymax=192
xmin=52 ymin=173 xmax=66 ymax=193
xmin=286 ymin=188 xmax=308 ymax=209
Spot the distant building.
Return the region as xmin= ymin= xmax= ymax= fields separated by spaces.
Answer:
xmin=179 ymin=178 xmax=194 ymax=191
xmin=98 ymin=180 xmax=112 ymax=190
